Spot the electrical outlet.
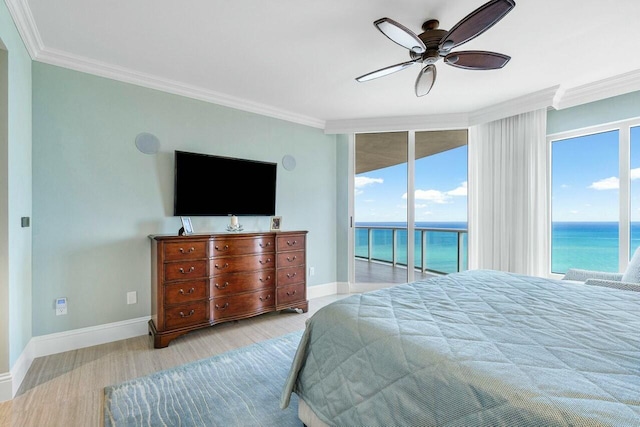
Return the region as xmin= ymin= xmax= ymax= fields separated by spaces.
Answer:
xmin=309 ymin=267 xmax=315 ymax=276
xmin=127 ymin=291 xmax=137 ymax=305
xmin=55 ymin=297 xmax=67 ymax=315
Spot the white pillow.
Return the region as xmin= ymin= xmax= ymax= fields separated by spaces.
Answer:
xmin=621 ymin=247 xmax=640 ymax=283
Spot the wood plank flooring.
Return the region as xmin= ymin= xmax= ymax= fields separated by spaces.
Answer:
xmin=0 ymin=295 xmax=347 ymax=427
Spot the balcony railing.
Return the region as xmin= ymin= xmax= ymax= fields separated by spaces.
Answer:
xmin=355 ymin=225 xmax=468 ymax=275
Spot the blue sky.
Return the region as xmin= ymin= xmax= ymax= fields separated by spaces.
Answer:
xmin=553 ymin=127 xmax=640 ymax=222
xmin=355 ymin=126 xmax=640 ymax=224
xmin=355 ymin=145 xmax=468 ymax=223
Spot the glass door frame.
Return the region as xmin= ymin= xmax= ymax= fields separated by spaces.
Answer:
xmin=348 ymin=131 xmax=417 ymax=286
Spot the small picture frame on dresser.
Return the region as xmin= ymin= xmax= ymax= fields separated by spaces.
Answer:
xmin=270 ymin=216 xmax=282 ymax=231
xmin=179 ymin=216 xmax=194 ymax=236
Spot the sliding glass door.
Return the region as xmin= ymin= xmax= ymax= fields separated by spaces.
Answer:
xmin=354 ymin=132 xmax=409 ymax=285
xmin=414 ymin=131 xmax=468 ymax=275
xmin=352 ymin=130 xmax=469 ymax=287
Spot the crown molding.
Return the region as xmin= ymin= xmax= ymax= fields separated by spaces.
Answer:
xmin=554 ymin=69 xmax=640 ymax=110
xmin=6 ymin=0 xmax=640 ymax=133
xmin=36 ymin=47 xmax=326 ymax=129
xmin=324 ymin=113 xmax=470 ymax=134
xmin=468 ymin=86 xmax=561 ymax=126
xmin=4 ymin=0 xmax=42 ymax=58
xmin=5 ymin=0 xmax=325 ymax=129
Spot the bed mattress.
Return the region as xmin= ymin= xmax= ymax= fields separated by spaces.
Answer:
xmin=280 ymin=269 xmax=640 ymax=426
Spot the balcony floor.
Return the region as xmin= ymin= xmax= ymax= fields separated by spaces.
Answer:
xmin=355 ymin=258 xmax=438 ymax=284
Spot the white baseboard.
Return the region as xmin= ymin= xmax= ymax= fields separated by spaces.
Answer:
xmin=4 ymin=316 xmax=150 ymax=401
xmin=0 ymin=372 xmax=12 ymax=402
xmin=307 ymin=281 xmax=351 ymax=299
xmin=307 ymin=282 xmax=337 ymax=299
xmin=7 ymin=283 xmax=346 ymax=401
xmin=30 ymin=316 xmax=151 ymax=359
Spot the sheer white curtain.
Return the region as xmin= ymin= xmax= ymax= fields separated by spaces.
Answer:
xmin=468 ymin=109 xmax=549 ymax=276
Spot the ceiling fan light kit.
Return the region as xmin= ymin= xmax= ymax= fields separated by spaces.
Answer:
xmin=356 ymin=0 xmax=516 ymax=97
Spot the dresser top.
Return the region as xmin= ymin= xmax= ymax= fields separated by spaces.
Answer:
xmin=149 ymin=230 xmax=307 ymax=241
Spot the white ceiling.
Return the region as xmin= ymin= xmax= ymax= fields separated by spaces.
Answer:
xmin=8 ymin=0 xmax=640 ymax=131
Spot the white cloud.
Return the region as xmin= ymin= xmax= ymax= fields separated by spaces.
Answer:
xmin=589 ymin=168 xmax=640 ymax=190
xmin=355 ymin=176 xmax=383 ymax=189
xmin=404 ymin=181 xmax=467 ymax=205
xmin=589 ymin=176 xmax=619 ymax=190
xmin=447 ymin=181 xmax=467 ymax=196
xmin=414 ymin=189 xmax=450 ymax=204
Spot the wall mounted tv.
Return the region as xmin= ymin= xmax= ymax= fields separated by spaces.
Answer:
xmin=174 ymin=150 xmax=277 ymax=216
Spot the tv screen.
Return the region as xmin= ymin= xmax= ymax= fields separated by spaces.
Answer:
xmin=174 ymin=151 xmax=277 ymax=216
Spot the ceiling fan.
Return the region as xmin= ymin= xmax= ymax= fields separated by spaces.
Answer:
xmin=356 ymin=0 xmax=516 ymax=96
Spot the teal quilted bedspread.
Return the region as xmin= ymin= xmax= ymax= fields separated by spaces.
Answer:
xmin=281 ymin=270 xmax=640 ymax=426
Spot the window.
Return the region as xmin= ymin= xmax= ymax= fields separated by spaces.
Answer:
xmin=550 ymin=120 xmax=640 ymax=274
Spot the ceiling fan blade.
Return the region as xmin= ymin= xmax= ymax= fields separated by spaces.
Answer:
xmin=356 ymin=60 xmax=419 ymax=82
xmin=444 ymin=51 xmax=510 ymax=70
xmin=415 ymin=65 xmax=437 ymax=97
xmin=374 ymin=18 xmax=426 ymax=54
xmin=439 ymin=0 xmax=516 ymax=51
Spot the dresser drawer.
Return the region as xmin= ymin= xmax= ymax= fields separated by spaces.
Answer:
xmin=211 ymin=290 xmax=275 ymax=321
xmin=277 ymin=234 xmax=305 ymax=252
xmin=212 ymin=270 xmax=275 ymax=297
xmin=164 ymin=280 xmax=208 ymax=305
xmin=277 ymin=250 xmax=305 ymax=268
xmin=163 ymin=241 xmax=208 ymax=261
xmin=164 ymin=260 xmax=208 ymax=281
xmin=164 ymin=301 xmax=209 ymax=329
xmin=212 ymin=236 xmax=275 ymax=257
xmin=212 ymin=254 xmax=274 ymax=274
xmin=277 ymin=265 xmax=305 ymax=286
xmin=277 ymin=283 xmax=306 ymax=306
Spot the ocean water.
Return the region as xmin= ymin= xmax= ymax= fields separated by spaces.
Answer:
xmin=355 ymin=222 xmax=640 ymax=274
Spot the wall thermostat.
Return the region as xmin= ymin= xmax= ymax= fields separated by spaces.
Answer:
xmin=56 ymin=297 xmax=67 ymax=315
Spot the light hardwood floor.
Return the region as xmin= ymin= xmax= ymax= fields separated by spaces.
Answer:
xmin=0 ymin=294 xmax=349 ymax=427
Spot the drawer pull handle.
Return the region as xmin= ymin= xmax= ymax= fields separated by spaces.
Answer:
xmin=287 ymin=272 xmax=297 ymax=279
xmin=179 ymin=266 xmax=195 ymax=274
xmin=215 ymin=302 xmax=229 ymax=310
xmin=179 ymin=310 xmax=195 ymax=318
xmin=259 ymin=294 xmax=271 ymax=302
xmin=215 ymin=244 xmax=229 ymax=252
xmin=259 ymin=275 xmax=272 ymax=282
xmin=286 ymin=240 xmax=297 ymax=246
xmin=215 ymin=263 xmax=229 ymax=270
xmin=259 ymin=242 xmax=272 ymax=248
xmin=286 ymin=256 xmax=297 ymax=262
xmin=179 ymin=287 xmax=195 ymax=295
xmin=215 ymin=282 xmax=229 ymax=289
xmin=179 ymin=247 xmax=195 ymax=254
xmin=286 ymin=290 xmax=297 ymax=297
xmin=259 ymin=258 xmax=272 ymax=265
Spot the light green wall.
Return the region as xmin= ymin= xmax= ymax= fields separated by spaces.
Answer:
xmin=33 ymin=62 xmax=337 ymax=335
xmin=548 ymin=91 xmax=640 ymax=134
xmin=1 ymin=1 xmax=33 ymax=370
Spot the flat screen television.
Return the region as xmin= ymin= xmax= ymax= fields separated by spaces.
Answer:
xmin=174 ymin=150 xmax=277 ymax=216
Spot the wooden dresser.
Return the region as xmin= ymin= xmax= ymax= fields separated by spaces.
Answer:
xmin=149 ymin=230 xmax=308 ymax=348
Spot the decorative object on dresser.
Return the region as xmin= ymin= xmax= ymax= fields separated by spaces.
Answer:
xmin=226 ymin=214 xmax=243 ymax=232
xmin=179 ymin=216 xmax=193 ymax=236
xmin=149 ymin=231 xmax=308 ymax=348
xmin=270 ymin=216 xmax=282 ymax=231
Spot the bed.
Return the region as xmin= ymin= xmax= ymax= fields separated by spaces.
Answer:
xmin=280 ymin=269 xmax=640 ymax=426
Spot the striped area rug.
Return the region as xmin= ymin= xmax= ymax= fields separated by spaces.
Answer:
xmin=104 ymin=331 xmax=303 ymax=427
